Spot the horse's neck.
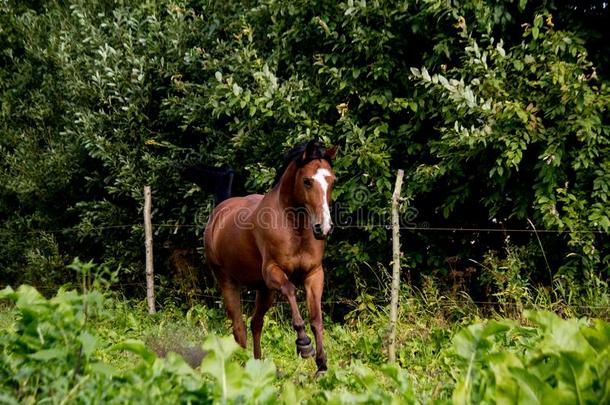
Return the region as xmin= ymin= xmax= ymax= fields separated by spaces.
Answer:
xmin=275 ymin=161 xmax=299 ymax=209
xmin=269 ymin=162 xmax=310 ymax=232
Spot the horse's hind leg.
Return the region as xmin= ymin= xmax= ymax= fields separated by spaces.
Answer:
xmin=251 ymin=288 xmax=274 ymax=359
xmin=217 ymin=274 xmax=247 ymax=348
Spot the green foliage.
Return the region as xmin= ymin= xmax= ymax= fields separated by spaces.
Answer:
xmin=452 ymin=311 xmax=610 ymax=404
xmin=409 ymin=9 xmax=610 ymax=274
xmin=0 ymin=282 xmax=417 ymax=403
xmin=1 ymin=1 xmax=609 ymax=300
xmin=2 ymin=278 xmax=609 ymax=403
xmin=0 ymin=284 xmax=105 ymax=402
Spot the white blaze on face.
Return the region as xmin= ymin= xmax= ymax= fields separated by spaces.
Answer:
xmin=312 ymin=168 xmax=332 ymax=234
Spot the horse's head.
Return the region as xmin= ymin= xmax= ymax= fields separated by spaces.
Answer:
xmin=293 ymin=140 xmax=337 ymax=240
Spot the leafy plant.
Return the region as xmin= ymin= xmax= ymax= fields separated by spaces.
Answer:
xmin=452 ymin=311 xmax=610 ymax=404
xmin=0 ymin=281 xmax=420 ymax=404
xmin=0 ymin=284 xmax=105 ymax=402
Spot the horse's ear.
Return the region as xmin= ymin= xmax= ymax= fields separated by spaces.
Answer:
xmin=304 ymin=139 xmax=318 ymax=159
xmin=324 ymin=145 xmax=338 ymax=160
xmin=300 ymin=139 xmax=318 ymax=162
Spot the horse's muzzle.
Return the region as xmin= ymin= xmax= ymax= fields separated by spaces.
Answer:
xmin=313 ymin=223 xmax=333 ymax=240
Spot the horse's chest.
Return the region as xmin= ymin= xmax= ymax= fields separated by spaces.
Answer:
xmin=283 ymin=251 xmax=318 ymax=273
xmin=258 ymin=230 xmax=323 ymax=275
xmin=270 ymin=243 xmax=321 ymax=276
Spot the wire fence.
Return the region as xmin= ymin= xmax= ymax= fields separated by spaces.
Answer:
xmin=3 ymin=221 xmax=609 ymax=312
xmin=1 ymin=222 xmax=608 ymax=236
xmin=22 ymin=286 xmax=610 ymax=312
xmin=22 ymin=280 xmax=610 ymax=311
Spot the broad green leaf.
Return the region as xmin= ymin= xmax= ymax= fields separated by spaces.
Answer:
xmin=421 ymin=67 xmax=431 ymax=82
xmin=200 ymin=336 xmax=243 ymax=401
xmin=79 ymin=331 xmax=97 ymax=357
xmin=381 ymin=363 xmax=411 ymax=393
xmin=244 ymin=358 xmax=276 ymax=384
xmin=241 ymin=359 xmax=276 ymax=403
xmin=581 ymin=320 xmax=610 ymax=354
xmin=15 ymin=285 xmax=46 ymax=310
xmin=528 ymin=352 xmax=560 ymax=382
xmin=0 ymin=393 xmax=19 ymax=405
xmin=556 ymin=352 xmax=596 ymax=405
xmin=519 ymin=0 xmax=528 ymax=11
xmin=453 ymin=326 xmax=480 ymax=360
xmin=202 ymin=335 xmax=240 ymax=361
xmin=89 ymin=362 xmax=117 ymax=377
xmin=453 ymin=321 xmax=510 ymax=360
xmin=525 ymin=311 xmax=592 ymax=356
xmin=507 ymin=367 xmax=547 ymax=405
xmin=487 ymin=352 xmax=523 ymax=404
xmin=452 ymin=380 xmax=470 ymax=405
xmin=281 ymin=382 xmax=299 ymax=404
xmin=0 ymin=286 xmax=16 ymax=300
xmin=29 ymin=348 xmax=66 ymax=361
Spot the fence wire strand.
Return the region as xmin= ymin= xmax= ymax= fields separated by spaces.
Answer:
xmin=1 ymin=222 xmax=608 ymax=236
xmin=18 ymin=283 xmax=610 ymax=310
xmin=3 ymin=221 xmax=609 ymax=311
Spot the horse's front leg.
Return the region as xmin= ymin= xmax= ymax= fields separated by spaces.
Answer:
xmin=304 ymin=268 xmax=327 ymax=375
xmin=263 ymin=263 xmax=315 ymax=358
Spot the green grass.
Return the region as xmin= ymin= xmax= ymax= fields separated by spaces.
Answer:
xmin=91 ymin=297 xmax=457 ymax=399
xmin=114 ymin=295 xmax=467 ymax=399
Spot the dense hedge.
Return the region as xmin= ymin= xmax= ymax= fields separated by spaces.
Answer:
xmin=1 ymin=0 xmax=608 ymax=300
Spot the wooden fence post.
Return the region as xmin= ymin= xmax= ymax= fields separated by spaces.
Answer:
xmin=388 ymin=169 xmax=404 ymax=363
xmin=143 ymin=185 xmax=156 ymax=314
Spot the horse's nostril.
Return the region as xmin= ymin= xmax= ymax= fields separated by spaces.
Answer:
xmin=313 ymin=224 xmax=322 ymax=234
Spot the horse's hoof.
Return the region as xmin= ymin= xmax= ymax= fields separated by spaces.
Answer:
xmin=296 ymin=338 xmax=315 ymax=358
xmin=314 ymin=368 xmax=327 ymax=379
xmin=297 ymin=342 xmax=315 ymax=358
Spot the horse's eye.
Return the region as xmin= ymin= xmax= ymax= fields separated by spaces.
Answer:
xmin=303 ymin=178 xmax=313 ymax=188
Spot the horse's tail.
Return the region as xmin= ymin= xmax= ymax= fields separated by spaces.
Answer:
xmin=180 ymin=164 xmax=234 ymax=205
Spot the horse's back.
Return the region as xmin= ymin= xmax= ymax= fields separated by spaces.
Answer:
xmin=204 ymin=194 xmax=264 ymax=284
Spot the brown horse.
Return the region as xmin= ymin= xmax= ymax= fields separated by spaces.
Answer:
xmin=204 ymin=140 xmax=336 ymax=374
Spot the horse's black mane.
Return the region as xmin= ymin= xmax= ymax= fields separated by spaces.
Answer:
xmin=274 ymin=140 xmax=331 ymax=185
